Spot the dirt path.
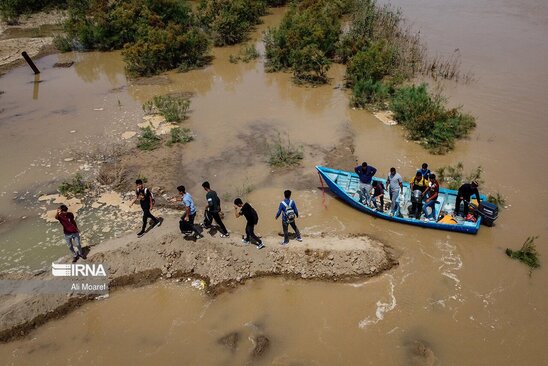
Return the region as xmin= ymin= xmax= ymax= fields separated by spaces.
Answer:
xmin=0 ymin=215 xmax=397 ymax=342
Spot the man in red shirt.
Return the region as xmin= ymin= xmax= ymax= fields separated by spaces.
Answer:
xmin=422 ymin=174 xmax=440 ymax=221
xmin=55 ymin=205 xmax=86 ymax=262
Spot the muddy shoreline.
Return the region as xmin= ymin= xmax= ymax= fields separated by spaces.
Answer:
xmin=0 ymin=216 xmax=397 ymax=343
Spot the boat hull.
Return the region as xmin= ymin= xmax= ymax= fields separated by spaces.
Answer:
xmin=316 ymin=166 xmax=482 ymax=234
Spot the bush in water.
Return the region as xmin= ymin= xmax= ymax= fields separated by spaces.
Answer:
xmin=137 ymin=127 xmax=161 ymax=151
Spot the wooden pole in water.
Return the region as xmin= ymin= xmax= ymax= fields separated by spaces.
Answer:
xmin=33 ymin=74 xmax=40 ymax=100
xmin=21 ymin=51 xmax=40 ymax=74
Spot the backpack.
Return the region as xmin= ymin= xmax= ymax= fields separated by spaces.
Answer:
xmin=136 ymin=187 xmax=155 ymax=205
xmin=282 ymin=200 xmax=296 ymax=223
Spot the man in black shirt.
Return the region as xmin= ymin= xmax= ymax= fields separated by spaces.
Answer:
xmin=455 ymin=181 xmax=481 ymax=217
xmin=234 ymin=198 xmax=264 ymax=249
xmin=132 ymin=179 xmax=161 ymax=237
xmin=202 ymin=181 xmax=229 ymax=237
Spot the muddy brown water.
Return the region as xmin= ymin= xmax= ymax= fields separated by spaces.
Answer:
xmin=0 ymin=3 xmax=547 ymax=365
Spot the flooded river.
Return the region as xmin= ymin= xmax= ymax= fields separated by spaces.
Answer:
xmin=0 ymin=1 xmax=547 ymax=365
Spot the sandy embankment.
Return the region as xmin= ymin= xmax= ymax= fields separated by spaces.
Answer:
xmin=0 ymin=10 xmax=66 ymax=75
xmin=0 ymin=216 xmax=397 ymax=342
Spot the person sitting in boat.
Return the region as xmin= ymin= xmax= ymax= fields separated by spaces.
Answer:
xmin=370 ymin=181 xmax=385 ymax=212
xmin=417 ymin=163 xmax=431 ymax=180
xmin=355 ymin=162 xmax=377 ymax=206
xmin=422 ymin=174 xmax=440 ymax=221
xmin=455 ymin=181 xmax=481 ymax=217
xmin=409 ymin=171 xmax=428 ymax=219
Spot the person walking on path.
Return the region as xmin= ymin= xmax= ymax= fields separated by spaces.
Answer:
xmin=55 ymin=204 xmax=86 ymax=263
xmin=172 ymin=185 xmax=203 ymax=239
xmin=234 ymin=198 xmax=264 ymax=249
xmin=455 ymin=181 xmax=481 ymax=217
xmin=386 ymin=167 xmax=403 ymax=216
xmin=275 ymin=190 xmax=302 ymax=245
xmin=202 ymin=181 xmax=229 ymax=238
xmin=355 ymin=162 xmax=377 ymax=206
xmin=132 ymin=179 xmax=161 ymax=238
xmin=422 ymin=174 xmax=440 ymax=221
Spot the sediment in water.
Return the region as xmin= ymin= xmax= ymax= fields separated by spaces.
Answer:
xmin=0 ymin=216 xmax=397 ymax=343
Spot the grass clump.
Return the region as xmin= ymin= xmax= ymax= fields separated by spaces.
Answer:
xmin=58 ymin=173 xmax=90 ymax=196
xmin=390 ymin=84 xmax=476 ymax=153
xmin=137 ymin=127 xmax=161 ymax=151
xmin=197 ymin=0 xmax=267 ymax=47
xmin=268 ymin=134 xmax=303 ymax=167
xmin=229 ymin=44 xmax=260 ymax=63
xmin=487 ymin=192 xmax=506 ymax=209
xmin=143 ymin=95 xmax=191 ymax=123
xmin=506 ymin=236 xmax=540 ymax=274
xmin=435 ymin=162 xmax=483 ymax=190
xmin=167 ymin=127 xmax=193 ymax=146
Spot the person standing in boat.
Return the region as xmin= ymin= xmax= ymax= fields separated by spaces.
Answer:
xmin=355 ymin=162 xmax=377 ymax=206
xmin=409 ymin=171 xmax=428 ymax=219
xmin=234 ymin=198 xmax=265 ymax=249
xmin=417 ymin=163 xmax=431 ymax=180
xmin=386 ymin=167 xmax=403 ymax=216
xmin=455 ymin=181 xmax=481 ymax=217
xmin=422 ymin=174 xmax=440 ymax=221
xmin=275 ymin=190 xmax=302 ymax=245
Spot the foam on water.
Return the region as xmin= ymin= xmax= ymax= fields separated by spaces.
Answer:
xmin=358 ymin=274 xmax=397 ymax=329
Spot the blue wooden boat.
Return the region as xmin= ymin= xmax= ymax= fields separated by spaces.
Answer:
xmin=316 ymin=165 xmax=486 ymax=234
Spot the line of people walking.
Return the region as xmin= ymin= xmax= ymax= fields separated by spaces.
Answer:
xmin=163 ymin=181 xmax=302 ymax=249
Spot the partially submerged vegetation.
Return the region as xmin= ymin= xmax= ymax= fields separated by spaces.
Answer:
xmin=506 ymin=236 xmax=540 ymax=274
xmin=56 ymin=0 xmax=209 ymax=76
xmin=167 ymin=127 xmax=193 ymax=146
xmin=268 ymin=133 xmax=303 ymax=167
xmin=229 ymin=44 xmax=260 ymax=64
xmin=390 ymin=84 xmax=476 ymax=153
xmin=487 ymin=192 xmax=506 ymax=209
xmin=264 ymin=0 xmax=476 ymax=152
xmin=58 ymin=173 xmax=90 ymax=196
xmin=143 ymin=94 xmax=191 ymax=123
xmin=436 ymin=162 xmax=483 ymax=190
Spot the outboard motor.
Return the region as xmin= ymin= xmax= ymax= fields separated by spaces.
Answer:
xmin=477 ymin=202 xmax=498 ymax=227
xmin=411 ymin=189 xmax=422 ymax=203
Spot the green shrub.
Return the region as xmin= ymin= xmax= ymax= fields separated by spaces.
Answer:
xmin=58 ymin=173 xmax=90 ymax=196
xmin=264 ymin=0 xmax=345 ymax=84
xmin=62 ymin=0 xmax=209 ymax=76
xmin=143 ymin=94 xmax=191 ymax=122
xmin=197 ymin=0 xmax=267 ymax=46
xmin=53 ymin=34 xmax=73 ymax=52
xmin=351 ymin=78 xmax=390 ymax=108
xmin=268 ymin=133 xmax=303 ymax=167
xmin=390 ymin=84 xmax=475 ymax=153
xmin=137 ymin=127 xmax=161 ymax=151
xmin=167 ymin=127 xmax=193 ymax=145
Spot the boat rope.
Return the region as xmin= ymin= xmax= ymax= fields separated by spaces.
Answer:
xmin=318 ymin=172 xmax=327 ymax=209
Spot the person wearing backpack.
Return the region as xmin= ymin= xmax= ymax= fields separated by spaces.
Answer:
xmin=234 ymin=198 xmax=264 ymax=249
xmin=131 ymin=179 xmax=161 ymax=237
xmin=275 ymin=190 xmax=302 ymax=245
